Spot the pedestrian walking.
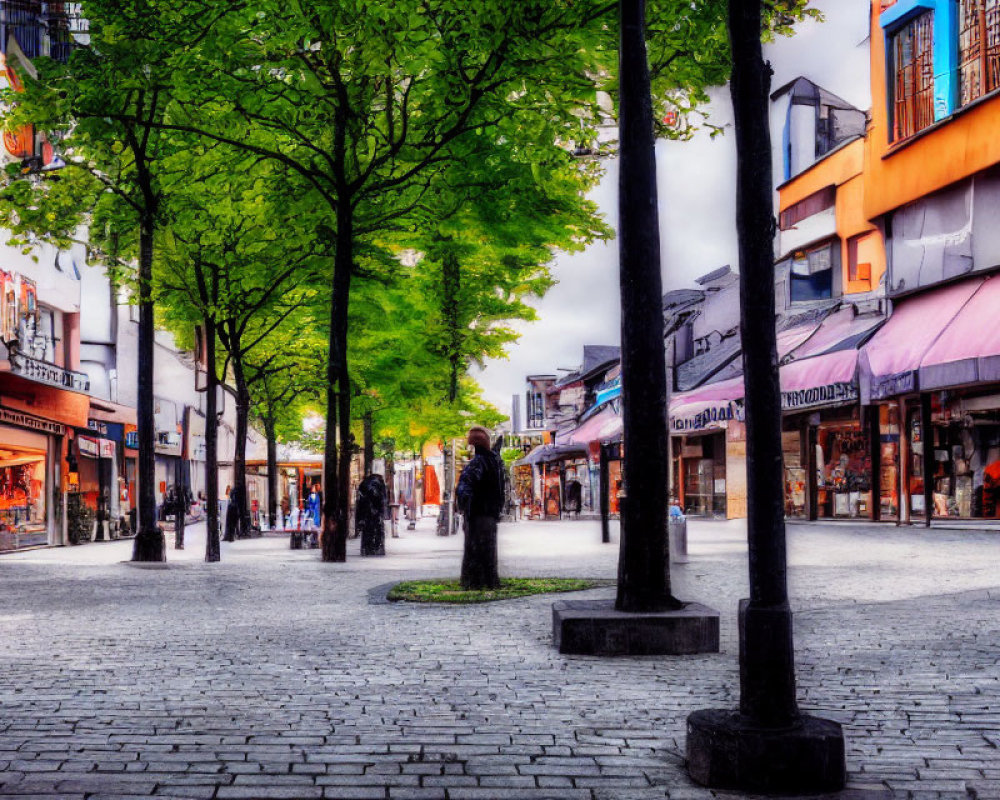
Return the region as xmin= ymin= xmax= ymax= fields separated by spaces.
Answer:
xmin=456 ymin=426 xmax=504 ymax=590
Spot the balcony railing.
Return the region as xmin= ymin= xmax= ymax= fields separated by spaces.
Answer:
xmin=0 ymin=1 xmax=88 ymax=64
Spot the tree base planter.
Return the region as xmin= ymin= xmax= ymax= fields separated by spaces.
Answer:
xmin=552 ymin=599 xmax=719 ymax=655
xmin=686 ymin=709 xmax=845 ymax=794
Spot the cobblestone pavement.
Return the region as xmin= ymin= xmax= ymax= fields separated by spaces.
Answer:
xmin=0 ymin=516 xmax=998 ymax=800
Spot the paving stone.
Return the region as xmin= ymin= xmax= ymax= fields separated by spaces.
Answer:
xmin=0 ymin=519 xmax=997 ymax=800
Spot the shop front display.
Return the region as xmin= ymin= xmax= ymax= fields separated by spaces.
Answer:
xmin=926 ymin=392 xmax=1000 ymax=519
xmin=0 ymin=424 xmax=49 ymax=549
xmin=878 ymin=403 xmax=901 ymax=519
xmin=815 ymin=420 xmax=871 ymax=518
xmin=673 ymin=432 xmax=727 ymax=517
xmin=782 ymin=428 xmax=807 ymax=517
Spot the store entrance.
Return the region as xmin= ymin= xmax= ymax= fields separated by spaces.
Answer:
xmin=0 ymin=434 xmax=49 ymax=549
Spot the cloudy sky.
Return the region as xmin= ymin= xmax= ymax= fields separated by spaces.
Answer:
xmin=474 ymin=0 xmax=871 ymax=413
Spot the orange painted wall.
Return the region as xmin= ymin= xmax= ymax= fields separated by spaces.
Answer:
xmin=0 ymin=372 xmax=89 ymax=427
xmin=778 ymin=139 xmax=885 ymax=296
xmin=778 ymin=138 xmax=864 ymax=208
xmin=865 ymin=1 xmax=1000 ymax=219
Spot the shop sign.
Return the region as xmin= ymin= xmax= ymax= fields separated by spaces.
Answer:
xmin=79 ymin=435 xmax=116 ymax=459
xmin=155 ymin=430 xmax=182 ymax=456
xmin=9 ymin=350 xmax=90 ymax=393
xmin=595 ymin=376 xmax=622 ymax=406
xmin=87 ymin=418 xmax=108 ymax=435
xmin=671 ymin=401 xmax=745 ymax=433
xmin=870 ymin=370 xmax=916 ymax=400
xmin=0 ymin=406 xmax=65 ymax=436
xmin=124 ymin=424 xmax=138 ymax=450
xmin=781 ymin=381 xmax=859 ymax=411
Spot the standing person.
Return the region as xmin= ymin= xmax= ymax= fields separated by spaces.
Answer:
xmin=356 ymin=473 xmax=387 ymax=556
xmin=307 ymin=484 xmax=322 ymax=528
xmin=456 ymin=426 xmax=504 ymax=590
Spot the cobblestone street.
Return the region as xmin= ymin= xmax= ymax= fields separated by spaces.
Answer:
xmin=0 ymin=517 xmax=998 ymax=800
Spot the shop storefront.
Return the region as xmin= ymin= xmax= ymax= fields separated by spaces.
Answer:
xmin=669 ymin=386 xmax=745 ymax=519
xmin=673 ymin=432 xmax=728 ymax=517
xmin=783 ymin=407 xmax=873 ymax=520
xmin=860 ymin=272 xmax=1000 ymax=522
xmin=0 ymin=371 xmax=90 ymax=549
xmin=0 ymin=415 xmax=56 ymax=549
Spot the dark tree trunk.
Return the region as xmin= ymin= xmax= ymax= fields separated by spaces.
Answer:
xmin=337 ymin=353 xmax=353 ymax=542
xmin=204 ymin=315 xmax=221 ymax=563
xmin=442 ymin=249 xmax=462 ymax=402
xmin=132 ymin=215 xmax=165 ymax=562
xmin=322 ymin=201 xmax=354 ymax=562
xmin=265 ymin=413 xmax=278 ymax=530
xmin=600 ymin=443 xmax=611 ymax=544
xmin=321 ymin=307 xmax=340 ymax=560
xmin=174 ymin=456 xmax=185 ymax=550
xmin=728 ymin=0 xmax=798 ymax=726
xmin=614 ymin=0 xmax=677 ymax=612
xmin=437 ymin=440 xmax=452 ymax=537
xmin=229 ymin=336 xmax=252 ymax=539
xmin=363 ymin=410 xmax=374 ymax=476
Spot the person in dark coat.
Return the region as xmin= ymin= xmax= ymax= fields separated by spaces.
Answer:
xmin=456 ymin=426 xmax=504 ymax=590
xmin=357 ymin=473 xmax=387 ymax=556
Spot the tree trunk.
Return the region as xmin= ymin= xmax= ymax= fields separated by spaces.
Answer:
xmin=131 ymin=214 xmax=165 ymax=562
xmin=265 ymin=413 xmax=278 ymax=530
xmin=437 ymin=440 xmax=452 ymax=537
xmin=228 ymin=335 xmax=252 ymax=539
xmin=174 ymin=455 xmax=185 ymax=550
xmin=204 ymin=315 xmax=221 ymax=563
xmin=337 ymin=353 xmax=352 ymax=542
xmin=363 ymin=410 xmax=374 ymax=476
xmin=322 ymin=203 xmax=354 ymax=562
xmin=442 ymin=249 xmax=462 ymax=402
xmin=728 ymin=0 xmax=798 ymax=726
xmin=614 ymin=0 xmax=677 ymax=612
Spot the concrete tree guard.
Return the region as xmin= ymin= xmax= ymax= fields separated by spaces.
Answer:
xmin=551 ymin=0 xmax=718 ymax=657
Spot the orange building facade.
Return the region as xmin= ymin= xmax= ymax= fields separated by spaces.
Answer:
xmin=774 ymin=0 xmax=1000 ymax=524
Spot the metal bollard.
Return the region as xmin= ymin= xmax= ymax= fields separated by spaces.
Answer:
xmin=668 ymin=516 xmax=689 ymax=564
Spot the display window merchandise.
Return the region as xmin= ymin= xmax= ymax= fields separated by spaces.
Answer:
xmin=0 ymin=424 xmax=50 ymax=549
xmin=926 ymin=392 xmax=1000 ymax=519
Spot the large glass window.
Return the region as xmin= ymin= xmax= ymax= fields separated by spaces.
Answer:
xmin=928 ymin=394 xmax=1000 ymax=519
xmin=789 ymin=242 xmax=835 ymax=303
xmin=890 ymin=10 xmax=935 ymax=141
xmin=879 ymin=404 xmax=901 ymax=520
xmin=959 ymin=0 xmax=1000 ymax=106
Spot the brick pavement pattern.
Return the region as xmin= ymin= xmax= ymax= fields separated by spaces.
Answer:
xmin=0 ymin=517 xmax=998 ymax=800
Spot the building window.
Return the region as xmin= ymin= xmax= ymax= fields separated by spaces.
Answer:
xmin=847 ymin=234 xmax=873 ymax=286
xmin=779 ymin=186 xmax=836 ymax=231
xmin=526 ymin=391 xmax=545 ymax=429
xmin=890 ymin=10 xmax=935 ymax=141
xmin=789 ymin=242 xmax=836 ymax=303
xmin=959 ymin=0 xmax=1000 ymax=106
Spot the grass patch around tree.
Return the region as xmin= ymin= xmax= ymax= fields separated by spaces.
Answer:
xmin=387 ymin=577 xmax=613 ymax=604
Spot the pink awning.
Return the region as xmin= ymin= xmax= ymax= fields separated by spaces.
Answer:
xmin=557 ymin=407 xmax=622 ymax=446
xmin=920 ymin=274 xmax=1000 ymax=389
xmin=786 ymin=307 xmax=884 ymax=360
xmin=779 ymin=349 xmax=860 ymax=410
xmin=860 ymin=276 xmax=985 ymax=401
xmin=776 ymin=319 xmax=824 ymax=357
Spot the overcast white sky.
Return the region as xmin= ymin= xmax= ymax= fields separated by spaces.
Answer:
xmin=474 ymin=0 xmax=871 ymax=413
